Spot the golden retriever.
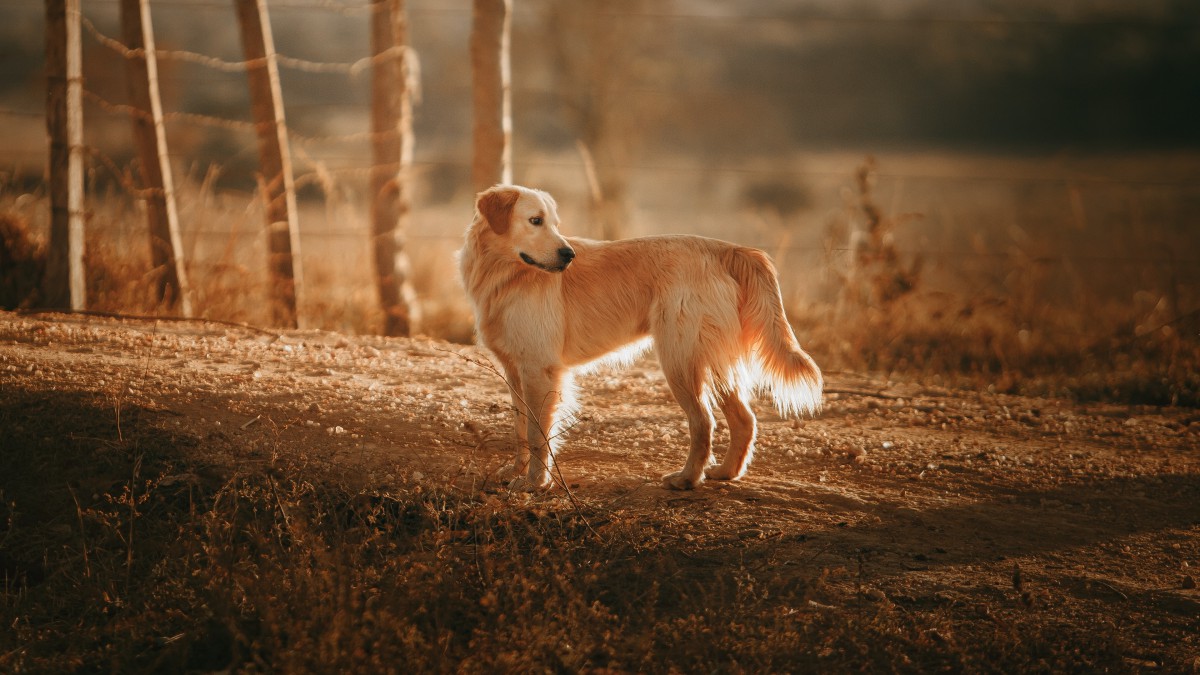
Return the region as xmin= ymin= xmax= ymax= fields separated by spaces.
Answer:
xmin=459 ymin=184 xmax=822 ymax=491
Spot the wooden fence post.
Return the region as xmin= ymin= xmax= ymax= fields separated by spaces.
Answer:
xmin=369 ymin=0 xmax=420 ymax=336
xmin=234 ymin=0 xmax=302 ymax=329
xmin=120 ymin=0 xmax=192 ymax=316
xmin=43 ymin=0 xmax=86 ymax=310
xmin=470 ymin=0 xmax=512 ymax=192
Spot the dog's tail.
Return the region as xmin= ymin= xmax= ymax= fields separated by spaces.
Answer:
xmin=723 ymin=247 xmax=823 ymax=418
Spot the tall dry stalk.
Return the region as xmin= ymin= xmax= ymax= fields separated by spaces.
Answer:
xmin=841 ymin=156 xmax=923 ymax=309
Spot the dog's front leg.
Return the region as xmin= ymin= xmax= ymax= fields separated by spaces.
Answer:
xmin=497 ymin=362 xmax=530 ymax=480
xmin=509 ymin=366 xmax=565 ymax=491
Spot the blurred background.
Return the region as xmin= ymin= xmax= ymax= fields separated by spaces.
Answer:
xmin=1 ymin=0 xmax=1198 ymax=403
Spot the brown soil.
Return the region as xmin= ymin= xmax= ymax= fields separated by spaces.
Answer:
xmin=3 ymin=311 xmax=1199 ymax=670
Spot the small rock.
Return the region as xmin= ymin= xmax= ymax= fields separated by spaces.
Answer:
xmin=1183 ymin=575 xmax=1197 ymax=590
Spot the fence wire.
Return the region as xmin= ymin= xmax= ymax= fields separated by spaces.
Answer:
xmin=9 ymin=0 xmax=1200 ymax=287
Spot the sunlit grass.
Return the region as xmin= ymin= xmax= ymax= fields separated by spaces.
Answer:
xmin=1 ymin=153 xmax=1197 ymax=405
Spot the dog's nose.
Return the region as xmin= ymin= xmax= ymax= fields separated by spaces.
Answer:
xmin=558 ymin=247 xmax=576 ymax=261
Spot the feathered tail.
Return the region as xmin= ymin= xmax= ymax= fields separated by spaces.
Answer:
xmin=723 ymin=247 xmax=823 ymax=418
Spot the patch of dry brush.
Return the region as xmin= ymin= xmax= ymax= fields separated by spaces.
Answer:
xmin=1 ymin=391 xmax=1136 ymax=672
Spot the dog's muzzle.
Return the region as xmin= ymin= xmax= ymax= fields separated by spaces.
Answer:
xmin=521 ymin=247 xmax=576 ymax=272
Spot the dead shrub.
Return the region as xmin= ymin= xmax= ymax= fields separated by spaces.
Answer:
xmin=0 ymin=213 xmax=45 ymax=309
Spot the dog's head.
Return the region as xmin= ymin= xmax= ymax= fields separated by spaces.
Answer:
xmin=474 ymin=185 xmax=576 ymax=273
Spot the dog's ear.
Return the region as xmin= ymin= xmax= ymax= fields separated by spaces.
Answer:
xmin=476 ymin=186 xmax=520 ymax=235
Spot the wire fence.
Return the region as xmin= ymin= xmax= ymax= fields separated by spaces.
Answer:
xmin=4 ymin=0 xmax=1199 ymax=334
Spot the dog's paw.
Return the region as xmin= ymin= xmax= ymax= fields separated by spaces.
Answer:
xmin=508 ymin=474 xmax=551 ymax=492
xmin=662 ymin=471 xmax=703 ymax=490
xmin=704 ymin=465 xmax=743 ymax=481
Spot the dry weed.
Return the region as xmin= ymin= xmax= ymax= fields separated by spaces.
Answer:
xmin=0 ymin=389 xmax=1145 ymax=672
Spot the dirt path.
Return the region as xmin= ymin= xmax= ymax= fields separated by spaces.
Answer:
xmin=3 ymin=311 xmax=1199 ymax=669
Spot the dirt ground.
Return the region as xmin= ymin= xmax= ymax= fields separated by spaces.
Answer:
xmin=2 ymin=310 xmax=1199 ymax=670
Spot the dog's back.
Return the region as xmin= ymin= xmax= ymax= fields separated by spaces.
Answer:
xmin=553 ymin=233 xmax=822 ymax=418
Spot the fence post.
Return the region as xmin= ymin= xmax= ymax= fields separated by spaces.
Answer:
xmin=470 ymin=0 xmax=511 ymax=192
xmin=43 ymin=0 xmax=86 ymax=310
xmin=120 ymin=0 xmax=192 ymax=316
xmin=369 ymin=0 xmax=420 ymax=337
xmin=234 ymin=0 xmax=302 ymax=329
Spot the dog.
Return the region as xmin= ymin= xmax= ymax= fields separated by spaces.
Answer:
xmin=459 ymin=184 xmax=822 ymax=491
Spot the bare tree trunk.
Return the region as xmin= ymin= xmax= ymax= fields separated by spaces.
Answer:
xmin=234 ymin=0 xmax=302 ymax=328
xmin=369 ymin=0 xmax=420 ymax=336
xmin=43 ymin=0 xmax=85 ymax=310
xmin=120 ymin=0 xmax=192 ymax=316
xmin=470 ymin=0 xmax=511 ymax=193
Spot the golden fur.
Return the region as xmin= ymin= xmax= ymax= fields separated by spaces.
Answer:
xmin=459 ymin=184 xmax=823 ymax=490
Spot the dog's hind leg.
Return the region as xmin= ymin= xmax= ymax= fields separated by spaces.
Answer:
xmin=706 ymin=390 xmax=757 ymax=481
xmin=661 ymin=366 xmax=716 ymax=490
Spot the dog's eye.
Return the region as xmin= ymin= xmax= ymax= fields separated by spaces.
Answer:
xmin=529 ymin=216 xmax=543 ymax=226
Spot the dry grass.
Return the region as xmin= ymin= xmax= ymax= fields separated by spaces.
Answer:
xmin=1 ymin=155 xmax=1195 ymax=672
xmin=794 ymin=156 xmax=1198 ymax=407
xmin=0 ymin=390 xmax=1137 ymax=673
xmin=1 ymin=155 xmax=1197 ymax=408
